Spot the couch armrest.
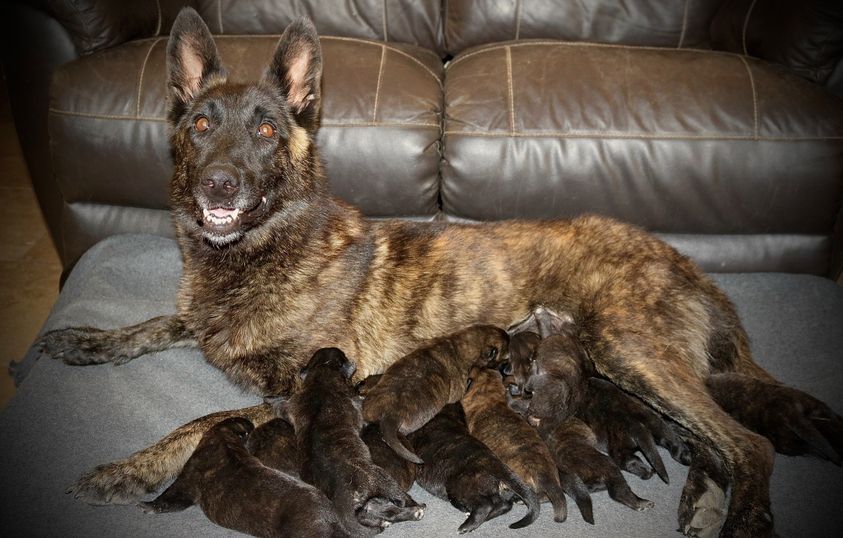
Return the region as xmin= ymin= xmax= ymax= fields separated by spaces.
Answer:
xmin=1 ymin=1 xmax=81 ymax=260
xmin=710 ymin=0 xmax=843 ymax=94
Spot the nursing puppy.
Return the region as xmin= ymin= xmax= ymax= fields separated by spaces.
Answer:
xmin=361 ymin=424 xmax=417 ymax=492
xmin=409 ymin=403 xmax=539 ymax=533
xmin=579 ymin=378 xmax=685 ymax=483
xmin=246 ymin=417 xmax=300 ymax=477
xmin=461 ymin=367 xmax=569 ymax=522
xmin=538 ymin=415 xmax=654 ymax=514
xmin=362 ymin=325 xmax=509 ymax=463
xmin=290 ymin=348 xmax=424 ymax=535
xmin=140 ymin=417 xmax=347 ymax=537
xmin=503 ymin=307 xmax=592 ymax=422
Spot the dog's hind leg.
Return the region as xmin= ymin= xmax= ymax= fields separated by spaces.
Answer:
xmin=68 ymin=403 xmax=273 ymax=505
xmin=37 ymin=315 xmax=195 ymax=366
xmin=602 ymin=353 xmax=776 ymax=537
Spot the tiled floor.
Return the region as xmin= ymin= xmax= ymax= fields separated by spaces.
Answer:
xmin=0 ymin=78 xmax=62 ymax=409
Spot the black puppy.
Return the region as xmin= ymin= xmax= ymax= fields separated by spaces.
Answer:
xmin=409 ymin=403 xmax=540 ymax=533
xmin=290 ymin=348 xmax=425 ymax=535
xmin=139 ymin=417 xmax=348 ymax=537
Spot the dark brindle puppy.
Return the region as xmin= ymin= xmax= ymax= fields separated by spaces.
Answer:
xmin=38 ymin=7 xmax=843 ymax=536
xmin=502 ymin=306 xmax=592 ymax=423
xmin=537 ymin=416 xmax=654 ymax=514
xmin=408 ymin=403 xmax=540 ymax=533
xmin=246 ymin=417 xmax=300 ymax=477
xmin=139 ymin=417 xmax=348 ymax=537
xmin=290 ymin=348 xmax=424 ymax=535
xmin=462 ymin=367 xmax=569 ymax=522
xmin=579 ymin=378 xmax=682 ymax=484
xmin=362 ymin=325 xmax=508 ymax=463
xmin=357 ymin=376 xmax=418 ymax=491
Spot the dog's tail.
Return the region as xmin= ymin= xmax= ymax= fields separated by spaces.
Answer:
xmin=501 ymin=469 xmax=540 ymax=529
xmin=542 ymin=475 xmax=568 ymax=523
xmin=559 ymin=471 xmax=594 ymax=524
xmin=380 ymin=416 xmax=423 ymax=464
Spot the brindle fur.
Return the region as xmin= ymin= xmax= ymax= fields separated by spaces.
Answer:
xmin=361 ymin=424 xmax=418 ymax=492
xmin=140 ymin=417 xmax=348 ymax=537
xmin=246 ymin=417 xmax=300 ymax=477
xmin=408 ymin=403 xmax=540 ymax=533
xmin=461 ymin=367 xmax=569 ymax=522
xmin=38 ymin=8 xmax=843 ymax=536
xmin=362 ymin=324 xmax=508 ymax=463
xmin=290 ymin=348 xmax=424 ymax=535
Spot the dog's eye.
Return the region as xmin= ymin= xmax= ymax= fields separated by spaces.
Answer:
xmin=194 ymin=116 xmax=210 ymax=132
xmin=258 ymin=122 xmax=276 ymax=138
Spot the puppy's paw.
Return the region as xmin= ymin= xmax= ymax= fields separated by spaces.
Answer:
xmin=37 ymin=327 xmax=130 ymax=366
xmin=765 ymin=387 xmax=843 ymax=465
xmin=68 ymin=461 xmax=157 ymax=505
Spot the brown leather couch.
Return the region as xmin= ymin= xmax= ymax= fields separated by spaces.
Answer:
xmin=2 ymin=1 xmax=843 ymax=537
xmin=3 ymin=0 xmax=843 ymax=279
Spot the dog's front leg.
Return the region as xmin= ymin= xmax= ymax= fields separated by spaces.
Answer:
xmin=36 ymin=315 xmax=195 ymax=366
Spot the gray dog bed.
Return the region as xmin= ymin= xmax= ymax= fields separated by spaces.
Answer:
xmin=1 ymin=234 xmax=842 ymax=536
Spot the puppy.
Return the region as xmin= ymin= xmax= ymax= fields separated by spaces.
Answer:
xmin=291 ymin=348 xmax=424 ymax=535
xmin=139 ymin=417 xmax=348 ymax=537
xmin=579 ymin=377 xmax=686 ymax=483
xmin=461 ymin=367 xmax=569 ymax=522
xmin=361 ymin=424 xmax=418 ymax=492
xmin=409 ymin=403 xmax=539 ymax=533
xmin=246 ymin=417 xmax=300 ymax=477
xmin=362 ymin=325 xmax=509 ymax=463
xmin=538 ymin=416 xmax=654 ymax=515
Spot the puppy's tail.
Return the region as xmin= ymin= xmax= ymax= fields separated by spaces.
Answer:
xmin=502 ymin=470 xmax=540 ymax=529
xmin=380 ymin=416 xmax=423 ymax=464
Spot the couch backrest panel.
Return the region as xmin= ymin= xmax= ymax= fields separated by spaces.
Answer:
xmin=444 ymin=0 xmax=725 ymax=56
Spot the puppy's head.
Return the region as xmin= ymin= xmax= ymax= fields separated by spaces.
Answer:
xmin=498 ymin=331 xmax=539 ymax=392
xmin=464 ymin=366 xmax=507 ymax=406
xmin=299 ymin=347 xmax=357 ymax=381
xmin=458 ymin=325 xmax=510 ymax=367
xmin=213 ymin=416 xmax=255 ymax=440
xmin=166 ymin=8 xmax=324 ymax=250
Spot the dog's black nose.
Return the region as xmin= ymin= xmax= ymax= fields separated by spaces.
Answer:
xmin=200 ymin=165 xmax=239 ymax=202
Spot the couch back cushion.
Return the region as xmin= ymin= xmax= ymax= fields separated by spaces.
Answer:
xmin=444 ymin=0 xmax=725 ymax=55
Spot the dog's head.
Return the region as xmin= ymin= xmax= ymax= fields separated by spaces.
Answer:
xmin=299 ymin=347 xmax=357 ymax=381
xmin=166 ymin=8 xmax=324 ymax=249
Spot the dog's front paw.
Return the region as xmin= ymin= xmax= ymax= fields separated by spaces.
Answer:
xmin=37 ymin=327 xmax=130 ymax=366
xmin=678 ymin=475 xmax=727 ymax=537
xmin=68 ymin=461 xmax=157 ymax=505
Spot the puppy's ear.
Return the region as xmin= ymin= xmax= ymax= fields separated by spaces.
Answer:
xmin=166 ymin=8 xmax=225 ymax=125
xmin=264 ymin=17 xmax=323 ymax=132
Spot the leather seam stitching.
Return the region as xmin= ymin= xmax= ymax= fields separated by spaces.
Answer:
xmin=373 ymin=46 xmax=387 ymax=122
xmin=505 ymin=46 xmax=515 ymax=133
xmin=136 ymin=38 xmax=162 ymax=118
xmin=739 ymin=56 xmax=759 ymax=139
xmin=447 ymin=40 xmax=749 ymax=69
xmin=742 ymin=0 xmax=758 ymax=56
xmin=442 ymin=130 xmax=843 ymax=141
xmin=677 ymin=0 xmax=689 ymax=48
xmin=154 ymin=0 xmax=162 ymax=36
xmin=48 ymin=109 xmax=439 ymax=128
xmin=382 ymin=0 xmax=389 ymax=41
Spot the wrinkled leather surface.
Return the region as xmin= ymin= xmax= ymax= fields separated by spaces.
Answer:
xmin=49 ymin=36 xmax=443 ymax=218
xmin=445 ymin=0 xmax=723 ymax=55
xmin=442 ymin=42 xmax=843 ymax=242
xmin=710 ymin=0 xmax=843 ymax=87
xmin=196 ymin=0 xmax=444 ymax=55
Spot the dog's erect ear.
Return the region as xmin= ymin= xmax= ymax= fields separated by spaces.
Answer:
xmin=264 ymin=17 xmax=323 ymax=131
xmin=166 ymin=8 xmax=225 ymax=124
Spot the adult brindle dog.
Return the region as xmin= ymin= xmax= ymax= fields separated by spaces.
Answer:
xmin=37 ymin=8 xmax=843 ymax=537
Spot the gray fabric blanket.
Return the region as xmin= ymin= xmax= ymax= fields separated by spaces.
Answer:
xmin=1 ymin=234 xmax=842 ymax=536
